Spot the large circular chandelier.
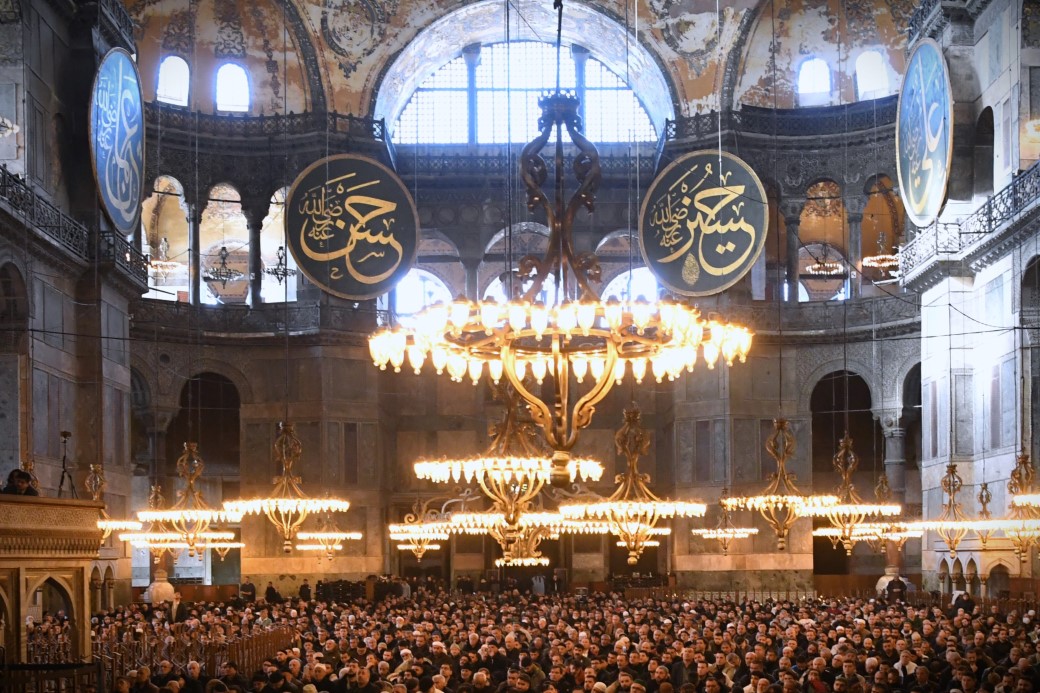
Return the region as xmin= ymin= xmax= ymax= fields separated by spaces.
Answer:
xmin=415 ymin=382 xmax=603 ymax=526
xmin=812 ymin=433 xmax=901 ymax=555
xmin=690 ymin=492 xmax=759 ymax=555
xmin=224 ymin=422 xmax=350 ymax=552
xmin=133 ymin=443 xmax=243 ymax=557
xmin=296 ymin=511 xmax=363 ymax=561
xmin=369 ymin=92 xmax=752 ymax=460
xmin=561 ymin=406 xmax=705 ymax=564
xmin=723 ymin=419 xmax=838 ymax=550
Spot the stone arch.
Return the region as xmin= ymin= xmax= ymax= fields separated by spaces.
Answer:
xmin=1022 ymin=255 xmax=1040 ymax=313
xmin=102 ymin=566 xmax=114 ymax=611
xmin=974 ymin=107 xmax=995 ymax=199
xmin=172 ymin=358 xmax=255 ymax=405
xmin=951 ymin=558 xmax=966 ymax=591
xmin=966 ymin=558 xmax=980 ymax=595
xmin=798 ymin=359 xmax=877 ymax=414
xmin=166 ymin=370 xmax=242 ymax=473
xmin=0 ymin=580 xmax=10 ymax=661
xmin=0 ymin=261 xmax=29 ymax=354
xmin=988 ymin=562 xmax=1012 ymax=597
xmin=89 ymin=566 xmax=102 ymax=614
xmin=809 ymin=369 xmax=878 ymax=476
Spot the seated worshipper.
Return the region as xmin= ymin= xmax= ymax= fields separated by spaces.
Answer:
xmin=2 ymin=468 xmax=38 ymax=495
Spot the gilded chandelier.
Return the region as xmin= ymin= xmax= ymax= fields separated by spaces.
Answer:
xmin=131 ymin=443 xmax=243 ymax=557
xmin=561 ymin=406 xmax=705 ymax=564
xmin=812 ymin=433 xmax=901 ymax=555
xmin=723 ymin=419 xmax=838 ymax=550
xmin=369 ymin=93 xmax=752 ymax=460
xmin=414 ymin=382 xmax=602 ymax=526
xmin=224 ymin=422 xmax=350 ymax=552
xmin=389 ymin=493 xmax=474 ymax=562
xmin=296 ymin=511 xmax=362 ymax=561
xmin=690 ymin=491 xmax=759 ymax=555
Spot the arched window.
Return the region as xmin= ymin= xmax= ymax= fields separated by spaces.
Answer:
xmin=797 ymin=58 xmax=831 ymax=102
xmin=157 ymin=55 xmax=190 ymax=106
xmin=855 ymin=51 xmax=889 ymax=100
xmin=602 ymin=267 xmax=660 ymax=301
xmin=395 ymin=42 xmax=655 ymax=144
xmin=392 ymin=269 xmax=453 ymax=327
xmin=215 ymin=63 xmax=250 ymax=112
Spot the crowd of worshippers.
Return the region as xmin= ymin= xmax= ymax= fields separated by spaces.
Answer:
xmin=104 ymin=585 xmax=1040 ymax=693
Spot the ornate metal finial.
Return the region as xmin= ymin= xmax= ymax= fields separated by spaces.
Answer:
xmin=85 ymin=464 xmax=106 ymax=502
xmin=976 ymin=482 xmax=995 ymax=547
xmin=875 ymin=474 xmax=892 ymax=502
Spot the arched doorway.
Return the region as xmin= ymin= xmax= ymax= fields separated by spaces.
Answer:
xmin=810 ymin=370 xmax=881 ymax=574
xmin=988 ymin=564 xmax=1011 ymax=598
xmin=974 ymin=108 xmax=995 ymax=199
xmin=26 ymin=578 xmax=76 ymax=662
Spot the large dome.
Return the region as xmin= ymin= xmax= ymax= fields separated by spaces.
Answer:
xmin=128 ymin=0 xmax=916 ymax=119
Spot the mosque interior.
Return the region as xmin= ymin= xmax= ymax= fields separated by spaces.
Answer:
xmin=0 ymin=0 xmax=1037 ymax=666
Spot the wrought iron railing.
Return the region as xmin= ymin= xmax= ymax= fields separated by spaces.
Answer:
xmin=26 ymin=629 xmax=73 ymax=664
xmin=397 ymin=150 xmax=657 ymax=178
xmin=91 ymin=624 xmax=295 ymax=683
xmin=130 ymin=299 xmax=380 ymax=335
xmin=98 ymin=0 xmax=137 ymax=50
xmin=0 ymin=165 xmax=91 ymax=259
xmin=146 ymin=103 xmax=389 ymax=142
xmin=664 ymin=96 xmax=898 ymax=142
xmin=908 ymin=0 xmax=942 ymax=43
xmin=132 ymin=293 xmax=917 ymax=338
xmin=899 ymin=158 xmax=1040 ymax=278
xmin=98 ymin=232 xmax=149 ymax=287
xmin=1 ymin=662 xmax=102 ymax=693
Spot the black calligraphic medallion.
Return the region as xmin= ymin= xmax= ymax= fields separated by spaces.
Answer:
xmin=896 ymin=38 xmax=953 ymax=228
xmin=638 ymin=150 xmax=768 ymax=297
xmin=286 ymin=154 xmax=419 ymax=301
xmin=89 ymin=48 xmax=145 ymax=236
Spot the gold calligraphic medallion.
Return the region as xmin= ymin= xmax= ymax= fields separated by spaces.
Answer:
xmin=285 ymin=154 xmax=419 ymax=301
xmin=638 ymin=150 xmax=768 ymax=297
xmin=89 ymin=48 xmax=146 ymax=236
xmin=896 ymin=38 xmax=953 ymax=228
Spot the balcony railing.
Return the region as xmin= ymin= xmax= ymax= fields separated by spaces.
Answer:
xmin=146 ymin=103 xmax=389 ymax=141
xmin=98 ymin=231 xmax=149 ymax=287
xmin=98 ymin=0 xmax=137 ymax=50
xmin=664 ymin=96 xmax=898 ymax=142
xmin=130 ymin=299 xmax=379 ymax=336
xmin=131 ymin=293 xmax=917 ymax=339
xmin=908 ymin=0 xmax=942 ymax=43
xmin=899 ymin=158 xmax=1040 ymax=279
xmin=0 ymin=165 xmax=91 ymax=259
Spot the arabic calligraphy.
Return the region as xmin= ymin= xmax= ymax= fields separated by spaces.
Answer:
xmin=90 ymin=49 xmax=144 ymax=236
xmin=639 ymin=151 xmax=768 ymax=297
xmin=897 ymin=39 xmax=952 ymax=227
xmin=286 ymin=155 xmax=418 ymax=300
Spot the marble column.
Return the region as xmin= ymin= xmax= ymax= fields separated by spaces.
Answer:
xmin=882 ymin=421 xmax=907 ymax=575
xmin=188 ymin=205 xmax=202 ymax=307
xmin=844 ymin=196 xmax=866 ymax=299
xmin=780 ymin=200 xmax=804 ymax=303
xmin=784 ymin=214 xmax=801 ymax=303
xmin=243 ymin=200 xmax=267 ymax=307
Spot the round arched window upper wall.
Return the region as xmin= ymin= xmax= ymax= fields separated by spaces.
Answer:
xmin=395 ymin=41 xmax=656 ymax=144
xmin=855 ymin=51 xmax=890 ymax=100
xmin=797 ymin=58 xmax=832 ymax=106
xmin=157 ymin=55 xmax=190 ymax=106
xmin=215 ymin=63 xmax=250 ymax=113
xmin=374 ymin=0 xmax=673 ymax=137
